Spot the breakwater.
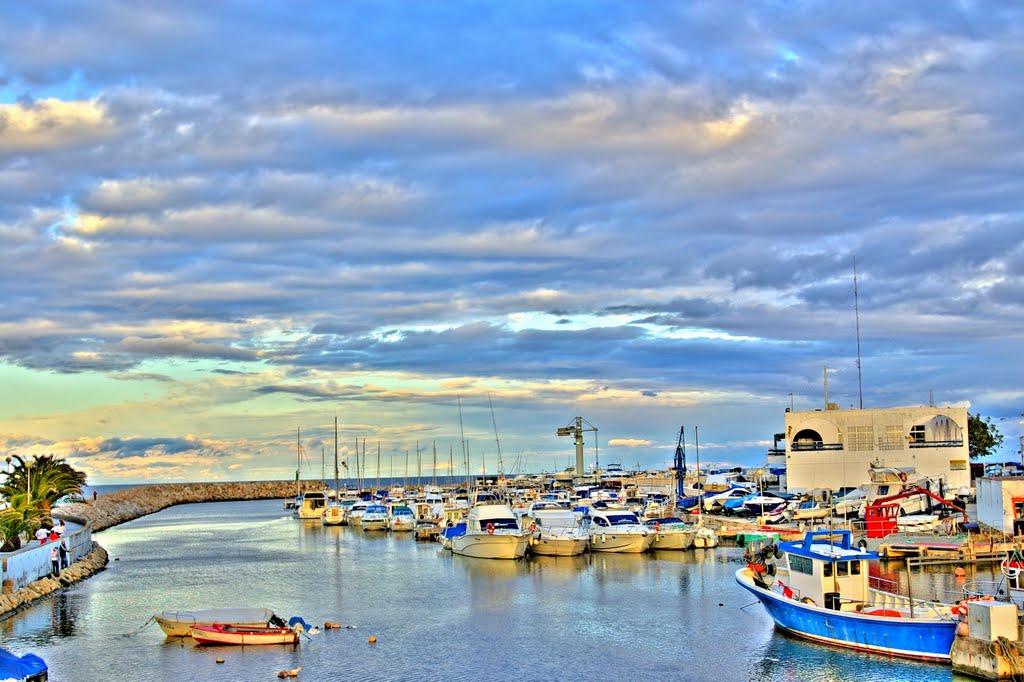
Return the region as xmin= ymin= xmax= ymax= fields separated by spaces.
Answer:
xmin=54 ymin=480 xmax=311 ymax=531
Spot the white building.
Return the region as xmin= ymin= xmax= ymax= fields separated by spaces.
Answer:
xmin=778 ymin=405 xmax=970 ymax=494
xmin=976 ymin=477 xmax=1024 ymax=537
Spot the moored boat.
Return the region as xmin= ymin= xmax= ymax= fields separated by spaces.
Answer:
xmin=735 ymin=530 xmax=958 ymax=662
xmin=450 ymin=503 xmax=529 ymax=560
xmin=523 ymin=506 xmax=589 ymax=556
xmin=189 ymin=623 xmax=300 ymax=646
xmin=361 ymin=504 xmax=389 ymax=531
xmin=0 ymin=647 xmax=47 ymax=682
xmin=584 ymin=508 xmax=654 ymax=553
xmin=295 ymin=491 xmax=327 ymax=520
xmin=388 ymin=505 xmax=417 ymax=532
xmin=644 ymin=517 xmax=696 ymax=551
xmin=155 ymin=608 xmax=281 ymax=637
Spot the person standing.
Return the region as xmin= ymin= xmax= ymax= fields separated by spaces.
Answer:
xmin=35 ymin=527 xmax=48 ymax=545
xmin=58 ymin=538 xmax=69 ymax=569
xmin=50 ymin=545 xmax=60 ymax=576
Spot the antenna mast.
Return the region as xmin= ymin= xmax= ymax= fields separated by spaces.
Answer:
xmin=854 ymin=256 xmax=864 ymax=409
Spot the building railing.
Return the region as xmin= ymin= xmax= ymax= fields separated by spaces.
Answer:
xmin=909 ymin=439 xmax=964 ymax=448
xmin=790 ymin=442 xmax=844 ymax=452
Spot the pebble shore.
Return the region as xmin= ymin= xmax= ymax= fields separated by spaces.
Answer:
xmin=1 ymin=481 xmax=310 ymax=619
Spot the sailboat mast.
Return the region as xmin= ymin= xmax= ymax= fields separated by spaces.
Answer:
xmin=432 ymin=441 xmax=437 ymax=487
xmin=295 ymin=427 xmax=301 ymax=498
xmin=334 ymin=416 xmax=339 ymax=497
xmin=376 ymin=441 xmax=381 ymax=490
xmin=695 ymin=426 xmax=702 ymax=512
xmin=488 ymin=393 xmax=504 ymax=478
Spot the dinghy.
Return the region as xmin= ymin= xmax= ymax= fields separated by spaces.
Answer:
xmin=155 ymin=608 xmax=280 ymax=637
xmin=189 ymin=623 xmax=300 ymax=646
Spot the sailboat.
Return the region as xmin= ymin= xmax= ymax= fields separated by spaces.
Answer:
xmin=283 ymin=427 xmax=302 ymax=510
xmin=323 ymin=418 xmax=345 ymax=526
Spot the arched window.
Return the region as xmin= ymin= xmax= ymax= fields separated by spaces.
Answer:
xmin=792 ymin=429 xmax=824 ymax=451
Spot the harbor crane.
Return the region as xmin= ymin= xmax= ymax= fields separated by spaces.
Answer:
xmin=557 ymin=416 xmax=598 ymax=479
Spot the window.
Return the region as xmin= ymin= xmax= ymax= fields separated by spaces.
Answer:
xmin=909 ymin=424 xmax=926 ymax=443
xmin=848 ymin=426 xmax=873 ymax=452
xmin=879 ymin=425 xmax=904 ymax=451
xmin=789 ymin=555 xmax=813 ymax=575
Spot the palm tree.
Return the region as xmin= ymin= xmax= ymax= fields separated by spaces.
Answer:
xmin=1 ymin=454 xmax=88 ymax=516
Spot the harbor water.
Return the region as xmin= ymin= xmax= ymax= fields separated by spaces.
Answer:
xmin=0 ymin=499 xmax=992 ymax=681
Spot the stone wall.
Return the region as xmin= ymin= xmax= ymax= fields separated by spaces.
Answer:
xmin=0 ymin=542 xmax=108 ymax=618
xmin=54 ymin=480 xmax=320 ymax=531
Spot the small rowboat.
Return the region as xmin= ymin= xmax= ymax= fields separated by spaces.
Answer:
xmin=155 ymin=608 xmax=278 ymax=637
xmin=189 ymin=624 xmax=299 ymax=646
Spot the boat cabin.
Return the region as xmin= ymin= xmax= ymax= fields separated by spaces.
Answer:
xmin=781 ymin=530 xmax=875 ymax=610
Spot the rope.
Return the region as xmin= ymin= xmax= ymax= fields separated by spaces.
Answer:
xmin=121 ymin=616 xmax=156 ymax=637
xmin=990 ymin=637 xmax=1024 ymax=681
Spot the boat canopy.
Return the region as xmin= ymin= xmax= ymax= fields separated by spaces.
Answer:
xmin=781 ymin=530 xmax=879 ymax=562
xmin=0 ymin=648 xmax=47 ymax=680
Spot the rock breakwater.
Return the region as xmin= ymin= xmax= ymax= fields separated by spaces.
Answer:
xmin=55 ymin=480 xmax=316 ymax=531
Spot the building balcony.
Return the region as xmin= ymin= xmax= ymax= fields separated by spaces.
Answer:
xmin=908 ymin=439 xmax=964 ymax=449
xmin=790 ymin=442 xmax=844 ymax=452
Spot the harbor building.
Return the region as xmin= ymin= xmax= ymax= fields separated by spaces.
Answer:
xmin=775 ymin=405 xmax=970 ymax=494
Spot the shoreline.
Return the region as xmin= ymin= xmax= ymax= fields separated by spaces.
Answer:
xmin=0 ymin=542 xmax=109 ymax=620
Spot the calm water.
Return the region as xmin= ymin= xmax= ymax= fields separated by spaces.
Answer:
xmin=0 ymin=500 xmax=988 ymax=681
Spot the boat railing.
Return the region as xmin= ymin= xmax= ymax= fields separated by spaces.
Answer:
xmin=959 ymin=579 xmax=1008 ymax=602
xmin=866 ymin=586 xmax=955 ymax=618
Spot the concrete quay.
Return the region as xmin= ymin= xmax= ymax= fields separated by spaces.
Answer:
xmin=0 ymin=542 xmax=108 ymax=619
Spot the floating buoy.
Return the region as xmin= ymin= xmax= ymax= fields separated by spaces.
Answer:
xmin=954 ymin=567 xmax=966 ymax=577
xmin=346 ymin=624 xmax=356 ymax=629
xmin=332 ymin=623 xmax=341 ymax=629
xmin=288 ymin=667 xmax=301 ymax=677
xmin=215 ymin=658 xmax=224 ymax=664
xmin=368 ymin=636 xmax=377 ymax=644
xmin=325 ymin=621 xmax=333 ymax=629
xmin=956 ymin=621 xmax=970 ymax=637
xmin=278 ymin=672 xmax=288 ymax=679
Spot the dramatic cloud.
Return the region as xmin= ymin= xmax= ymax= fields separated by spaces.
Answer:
xmin=1 ymin=2 xmax=1022 ymax=482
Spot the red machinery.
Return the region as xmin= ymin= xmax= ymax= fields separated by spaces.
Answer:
xmin=864 ymin=486 xmax=968 ymax=539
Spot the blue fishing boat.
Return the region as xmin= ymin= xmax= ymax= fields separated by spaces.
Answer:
xmin=735 ymin=530 xmax=958 ymax=662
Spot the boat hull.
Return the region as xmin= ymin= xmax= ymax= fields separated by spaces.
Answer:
xmin=451 ymin=532 xmax=528 ymax=559
xmin=189 ymin=624 xmax=299 ymax=646
xmin=735 ymin=570 xmax=955 ymax=662
xmin=588 ymin=531 xmax=654 ymax=553
xmin=650 ymin=529 xmax=695 ymax=551
xmin=529 ymin=534 xmax=589 ymax=556
xmin=322 ymin=507 xmax=345 ymax=526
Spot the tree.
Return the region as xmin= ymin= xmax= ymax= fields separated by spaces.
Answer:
xmin=1 ymin=454 xmax=88 ymax=516
xmin=968 ymin=413 xmax=1005 ymax=460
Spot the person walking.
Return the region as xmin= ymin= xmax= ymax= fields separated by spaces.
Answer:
xmin=50 ymin=545 xmax=60 ymax=576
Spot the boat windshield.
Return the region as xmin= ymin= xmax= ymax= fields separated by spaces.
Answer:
xmin=366 ymin=505 xmax=387 ymax=513
xmin=606 ymin=514 xmax=639 ymax=526
xmin=483 ymin=518 xmax=520 ymax=530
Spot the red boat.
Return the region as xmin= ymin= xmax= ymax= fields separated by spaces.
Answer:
xmin=188 ymin=623 xmax=299 ymax=646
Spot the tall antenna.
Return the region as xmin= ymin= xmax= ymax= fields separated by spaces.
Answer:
xmin=854 ymin=256 xmax=864 ymax=409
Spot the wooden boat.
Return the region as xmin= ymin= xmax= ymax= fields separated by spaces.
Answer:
xmin=189 ymin=623 xmax=299 ymax=646
xmin=155 ymin=608 xmax=278 ymax=637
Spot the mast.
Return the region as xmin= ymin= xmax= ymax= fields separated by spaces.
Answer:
xmin=695 ymin=426 xmax=702 ymax=514
xmin=333 ymin=417 xmax=339 ymax=499
xmin=376 ymin=441 xmax=381 ymax=490
xmin=295 ymin=427 xmax=301 ymax=498
xmin=432 ymin=441 xmax=437 ymax=487
xmin=488 ymin=393 xmax=505 ymax=479
xmin=458 ymin=395 xmax=470 ymax=492
xmin=854 ymin=256 xmax=864 ymax=409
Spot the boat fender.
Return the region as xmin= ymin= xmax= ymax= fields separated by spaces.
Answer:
xmin=655 ymin=522 xmax=660 ymax=532
xmin=773 ymin=544 xmax=783 ymax=560
xmin=529 ymin=522 xmax=536 ymax=532
xmin=485 ymin=523 xmax=495 ymax=535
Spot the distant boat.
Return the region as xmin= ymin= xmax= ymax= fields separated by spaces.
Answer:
xmin=189 ymin=623 xmax=299 ymax=646
xmin=155 ymin=608 xmax=281 ymax=637
xmin=0 ymin=647 xmax=47 ymax=682
xmin=736 ymin=530 xmax=957 ymax=662
xmin=295 ymin=490 xmax=327 ymax=520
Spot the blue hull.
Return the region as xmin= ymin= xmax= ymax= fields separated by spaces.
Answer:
xmin=736 ymin=572 xmax=955 ymax=662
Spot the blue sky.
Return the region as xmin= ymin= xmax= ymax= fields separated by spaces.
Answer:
xmin=1 ymin=2 xmax=1022 ymax=484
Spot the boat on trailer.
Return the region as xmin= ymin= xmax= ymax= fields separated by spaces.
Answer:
xmin=189 ymin=623 xmax=300 ymax=646
xmin=736 ymin=530 xmax=958 ymax=662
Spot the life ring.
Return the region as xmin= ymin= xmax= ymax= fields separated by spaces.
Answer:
xmin=1001 ymin=559 xmax=1021 ymax=580
xmin=899 ymin=472 xmax=908 ymax=482
xmin=485 ymin=523 xmax=495 ymax=535
xmin=529 ymin=522 xmax=536 ymax=532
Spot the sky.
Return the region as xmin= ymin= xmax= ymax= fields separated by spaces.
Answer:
xmin=1 ymin=2 xmax=1022 ymax=485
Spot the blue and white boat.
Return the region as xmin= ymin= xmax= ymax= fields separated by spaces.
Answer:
xmin=736 ymin=530 xmax=958 ymax=662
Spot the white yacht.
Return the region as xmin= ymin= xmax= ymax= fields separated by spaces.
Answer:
xmin=361 ymin=504 xmax=389 ymax=532
xmin=522 ymin=504 xmax=589 ymax=556
xmin=584 ymin=509 xmax=654 ymax=553
xmin=344 ymin=500 xmax=369 ymax=526
xmin=644 ymin=517 xmax=696 ymax=551
xmin=450 ymin=503 xmax=529 ymax=560
xmin=294 ymin=490 xmax=327 ymax=520
xmin=387 ymin=505 xmax=416 ymax=532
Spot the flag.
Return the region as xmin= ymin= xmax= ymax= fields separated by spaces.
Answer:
xmin=341 ymin=461 xmax=349 ymax=470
